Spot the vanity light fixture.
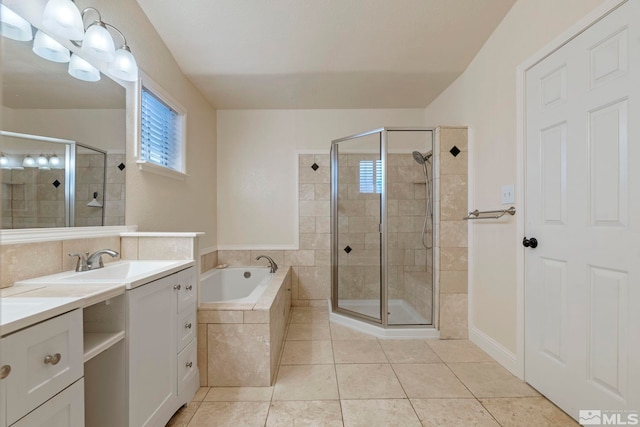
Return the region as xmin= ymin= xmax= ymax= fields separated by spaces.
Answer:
xmin=33 ymin=30 xmax=70 ymax=63
xmin=42 ymin=0 xmax=84 ymax=41
xmin=37 ymin=153 xmax=50 ymax=169
xmin=106 ymin=24 xmax=138 ymax=81
xmin=0 ymin=4 xmax=33 ymax=41
xmin=49 ymin=154 xmax=62 ymax=169
xmin=79 ymin=8 xmax=115 ymax=62
xmin=68 ymin=53 xmax=100 ymax=82
xmin=0 ymin=153 xmax=9 ymax=169
xmin=22 ymin=155 xmax=36 ymax=168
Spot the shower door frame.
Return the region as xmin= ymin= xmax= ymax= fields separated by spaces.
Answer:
xmin=331 ymin=126 xmax=436 ymax=328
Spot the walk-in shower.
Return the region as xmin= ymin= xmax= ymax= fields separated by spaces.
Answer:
xmin=330 ymin=127 xmax=436 ymax=333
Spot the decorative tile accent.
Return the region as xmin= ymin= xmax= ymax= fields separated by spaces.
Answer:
xmin=344 ymin=245 xmax=352 ymax=254
xmin=52 ymin=179 xmax=61 ymax=188
xmin=449 ymin=146 xmax=461 ymax=157
xmin=118 ymin=162 xmax=126 ymax=170
xmin=311 ymin=163 xmax=319 ymax=171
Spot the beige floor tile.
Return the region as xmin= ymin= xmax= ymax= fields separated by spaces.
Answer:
xmin=336 ymin=363 xmax=406 ymax=399
xmin=166 ymin=401 xmax=201 ymax=427
xmin=290 ymin=307 xmax=330 ymax=324
xmin=266 ymin=400 xmax=344 ymax=427
xmin=192 ymin=387 xmax=209 ymax=402
xmin=330 ymin=323 xmax=377 ymax=340
xmin=187 ymin=401 xmax=270 ymax=427
xmin=204 ymin=386 xmax=274 ymax=402
xmin=411 ymin=398 xmax=499 ymax=427
xmin=341 ymin=399 xmax=421 ymax=427
xmin=379 ymin=340 xmax=442 ymax=364
xmin=426 ymin=340 xmax=494 ymax=363
xmin=333 ymin=340 xmax=388 ymax=364
xmin=280 ymin=340 xmax=334 ymax=364
xmin=272 ymin=364 xmax=339 ymax=401
xmin=481 ymin=397 xmax=579 ymax=426
xmin=287 ymin=323 xmax=332 ymax=340
xmin=448 ymin=362 xmax=539 ymax=398
xmin=393 ymin=363 xmax=472 ymax=398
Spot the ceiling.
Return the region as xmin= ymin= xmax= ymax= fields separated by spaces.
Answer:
xmin=135 ymin=0 xmax=515 ymax=109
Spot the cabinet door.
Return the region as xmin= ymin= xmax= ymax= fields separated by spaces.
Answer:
xmin=177 ymin=339 xmax=198 ymax=398
xmin=176 ymin=267 xmax=196 ymax=313
xmin=3 ymin=310 xmax=83 ymax=425
xmin=12 ymin=379 xmax=84 ymax=427
xmin=127 ymin=276 xmax=177 ymax=427
xmin=177 ymin=309 xmax=196 ymax=353
xmin=0 ymin=338 xmax=7 ymax=427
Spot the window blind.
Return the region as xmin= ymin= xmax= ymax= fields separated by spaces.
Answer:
xmin=141 ymin=87 xmax=181 ymax=171
xmin=359 ymin=159 xmax=382 ymax=194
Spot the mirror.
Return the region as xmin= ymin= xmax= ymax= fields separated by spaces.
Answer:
xmin=1 ymin=7 xmax=126 ymax=229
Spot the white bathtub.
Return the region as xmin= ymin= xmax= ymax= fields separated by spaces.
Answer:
xmin=200 ymin=267 xmax=272 ymax=304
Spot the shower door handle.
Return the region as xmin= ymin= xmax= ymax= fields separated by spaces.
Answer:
xmin=522 ymin=237 xmax=538 ymax=249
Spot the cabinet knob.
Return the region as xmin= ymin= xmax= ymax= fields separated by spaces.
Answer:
xmin=173 ymin=284 xmax=182 ymax=290
xmin=185 ymin=322 xmax=192 ymax=329
xmin=186 ymin=361 xmax=193 ymax=368
xmin=44 ymin=353 xmax=62 ymax=365
xmin=0 ymin=365 xmax=11 ymax=379
xmin=186 ymin=285 xmax=193 ymax=291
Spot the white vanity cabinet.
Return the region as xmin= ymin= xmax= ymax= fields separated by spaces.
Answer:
xmin=0 ymin=310 xmax=84 ymax=427
xmin=126 ymin=266 xmax=198 ymax=427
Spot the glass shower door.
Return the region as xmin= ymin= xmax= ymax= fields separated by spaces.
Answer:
xmin=332 ymin=130 xmax=382 ymax=322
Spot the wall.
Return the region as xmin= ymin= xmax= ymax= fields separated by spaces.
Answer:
xmin=423 ymin=0 xmax=604 ymax=354
xmin=217 ymin=109 xmax=426 ymax=249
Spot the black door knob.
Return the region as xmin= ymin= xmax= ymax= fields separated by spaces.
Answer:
xmin=523 ymin=237 xmax=538 ymax=249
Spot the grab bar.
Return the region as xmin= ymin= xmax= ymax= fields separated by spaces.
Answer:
xmin=463 ymin=206 xmax=516 ymax=220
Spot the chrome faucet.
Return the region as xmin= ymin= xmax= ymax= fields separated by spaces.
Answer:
xmin=87 ymin=249 xmax=119 ymax=270
xmin=69 ymin=252 xmax=90 ymax=272
xmin=255 ymin=255 xmax=278 ymax=273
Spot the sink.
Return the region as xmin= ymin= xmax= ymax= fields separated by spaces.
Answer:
xmin=14 ymin=260 xmax=194 ymax=289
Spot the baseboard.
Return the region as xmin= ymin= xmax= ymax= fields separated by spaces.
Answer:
xmin=469 ymin=327 xmax=522 ymax=379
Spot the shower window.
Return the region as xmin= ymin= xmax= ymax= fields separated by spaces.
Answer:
xmin=359 ymin=159 xmax=382 ymax=194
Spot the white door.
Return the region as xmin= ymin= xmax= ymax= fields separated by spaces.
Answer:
xmin=525 ymin=0 xmax=640 ymax=420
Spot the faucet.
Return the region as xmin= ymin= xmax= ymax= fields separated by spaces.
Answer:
xmin=69 ymin=252 xmax=89 ymax=272
xmin=86 ymin=249 xmax=119 ymax=270
xmin=255 ymin=255 xmax=278 ymax=273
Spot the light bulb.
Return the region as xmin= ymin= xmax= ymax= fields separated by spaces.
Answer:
xmin=22 ymin=155 xmax=36 ymax=168
xmin=42 ymin=0 xmax=84 ymax=41
xmin=0 ymin=4 xmax=32 ymax=41
xmin=32 ymin=30 xmax=70 ymax=63
xmin=68 ymin=54 xmax=100 ymax=82
xmin=81 ymin=22 xmax=115 ymax=62
xmin=108 ymin=46 xmax=138 ymax=81
xmin=0 ymin=153 xmax=9 ymax=168
xmin=49 ymin=154 xmax=62 ymax=169
xmin=37 ymin=153 xmax=49 ymax=169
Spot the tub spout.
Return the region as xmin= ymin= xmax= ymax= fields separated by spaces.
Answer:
xmin=255 ymin=255 xmax=278 ymax=273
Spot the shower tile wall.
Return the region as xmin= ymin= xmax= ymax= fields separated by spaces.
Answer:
xmin=104 ymin=154 xmax=126 ymax=226
xmin=74 ymin=153 xmax=106 ymax=227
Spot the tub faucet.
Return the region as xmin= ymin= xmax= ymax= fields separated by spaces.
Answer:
xmin=86 ymin=249 xmax=119 ymax=270
xmin=256 ymin=255 xmax=278 ymax=273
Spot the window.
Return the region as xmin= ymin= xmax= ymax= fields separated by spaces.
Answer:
xmin=359 ymin=159 xmax=382 ymax=194
xmin=138 ymin=76 xmax=186 ymax=178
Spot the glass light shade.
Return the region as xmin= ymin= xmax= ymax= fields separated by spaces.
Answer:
xmin=0 ymin=4 xmax=33 ymax=41
xmin=0 ymin=153 xmax=9 ymax=168
xmin=32 ymin=30 xmax=70 ymax=63
xmin=42 ymin=0 xmax=84 ymax=41
xmin=108 ymin=47 xmax=138 ymax=81
xmin=37 ymin=154 xmax=49 ymax=168
xmin=68 ymin=54 xmax=100 ymax=82
xmin=22 ymin=155 xmax=36 ymax=168
xmin=81 ymin=22 xmax=115 ymax=62
xmin=49 ymin=154 xmax=62 ymax=169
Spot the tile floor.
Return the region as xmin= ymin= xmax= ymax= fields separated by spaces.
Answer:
xmin=167 ymin=306 xmax=578 ymax=427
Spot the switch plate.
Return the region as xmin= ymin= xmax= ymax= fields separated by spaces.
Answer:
xmin=501 ymin=184 xmax=515 ymax=204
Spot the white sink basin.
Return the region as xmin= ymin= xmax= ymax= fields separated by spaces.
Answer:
xmin=14 ymin=260 xmax=193 ymax=289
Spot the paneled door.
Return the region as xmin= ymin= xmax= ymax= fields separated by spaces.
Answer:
xmin=524 ymin=0 xmax=640 ymax=419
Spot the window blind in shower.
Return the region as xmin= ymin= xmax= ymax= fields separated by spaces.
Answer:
xmin=140 ymin=86 xmax=182 ymax=171
xmin=359 ymin=160 xmax=382 ymax=194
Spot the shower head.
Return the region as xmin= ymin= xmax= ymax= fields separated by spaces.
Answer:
xmin=412 ymin=150 xmax=433 ymax=165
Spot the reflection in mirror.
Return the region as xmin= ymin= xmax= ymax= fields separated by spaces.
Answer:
xmin=1 ymin=8 xmax=126 ymax=229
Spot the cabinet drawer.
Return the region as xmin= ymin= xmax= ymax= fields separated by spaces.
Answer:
xmin=12 ymin=379 xmax=84 ymax=427
xmin=176 ymin=268 xmax=196 ymax=313
xmin=177 ymin=309 xmax=196 ymax=352
xmin=177 ymin=339 xmax=197 ymax=397
xmin=3 ymin=310 xmax=83 ymax=425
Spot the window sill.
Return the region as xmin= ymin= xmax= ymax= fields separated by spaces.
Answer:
xmin=136 ymin=160 xmax=188 ymax=181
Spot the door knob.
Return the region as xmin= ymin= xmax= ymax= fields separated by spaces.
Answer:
xmin=523 ymin=237 xmax=538 ymax=249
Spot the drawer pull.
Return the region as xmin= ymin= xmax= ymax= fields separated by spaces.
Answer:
xmin=186 ymin=361 xmax=193 ymax=368
xmin=186 ymin=285 xmax=193 ymax=291
xmin=0 ymin=365 xmax=11 ymax=379
xmin=173 ymin=284 xmax=182 ymax=290
xmin=44 ymin=353 xmax=62 ymax=365
xmin=185 ymin=322 xmax=192 ymax=329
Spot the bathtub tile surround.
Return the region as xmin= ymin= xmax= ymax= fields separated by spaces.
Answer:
xmin=198 ymin=267 xmax=291 ymax=387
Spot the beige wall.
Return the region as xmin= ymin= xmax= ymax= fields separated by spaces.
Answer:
xmin=217 ymin=109 xmax=426 ymax=248
xmin=423 ymin=0 xmax=604 ymax=353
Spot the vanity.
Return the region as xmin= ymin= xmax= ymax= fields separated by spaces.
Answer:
xmin=0 ymin=259 xmax=199 ymax=427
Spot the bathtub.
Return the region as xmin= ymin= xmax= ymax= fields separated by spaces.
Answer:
xmin=197 ymin=266 xmax=291 ymax=387
xmin=200 ymin=267 xmax=271 ymax=304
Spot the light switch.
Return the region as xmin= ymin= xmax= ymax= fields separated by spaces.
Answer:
xmin=501 ymin=184 xmax=515 ymax=204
